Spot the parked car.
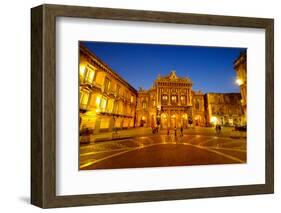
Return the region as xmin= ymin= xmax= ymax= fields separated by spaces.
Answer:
xmin=234 ymin=126 xmax=247 ymax=131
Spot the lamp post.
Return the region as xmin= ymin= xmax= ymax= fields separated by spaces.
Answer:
xmin=236 ymin=78 xmax=243 ymax=86
xmin=156 ymin=104 xmax=161 ymax=128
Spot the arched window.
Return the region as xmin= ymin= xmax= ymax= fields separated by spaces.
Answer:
xmin=171 ymin=95 xmax=177 ymax=105
xmin=180 ymin=96 xmax=186 ymax=105
xmin=195 ymin=99 xmax=200 ymax=110
xmin=142 ymin=101 xmax=147 ymax=109
xmin=162 ymin=94 xmax=168 ymax=105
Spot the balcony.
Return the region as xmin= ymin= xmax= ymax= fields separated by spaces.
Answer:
xmin=103 ymin=88 xmax=116 ymax=98
xmin=80 ymin=81 xmax=102 ymax=92
xmin=80 ymin=104 xmax=88 ymax=113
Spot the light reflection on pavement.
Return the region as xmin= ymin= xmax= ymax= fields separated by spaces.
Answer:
xmin=80 ymin=134 xmax=246 ymax=170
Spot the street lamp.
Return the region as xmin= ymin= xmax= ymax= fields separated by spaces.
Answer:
xmin=156 ymin=104 xmax=161 ymax=127
xmin=236 ymin=78 xmax=243 ymax=86
xmin=210 ymin=116 xmax=218 ymax=124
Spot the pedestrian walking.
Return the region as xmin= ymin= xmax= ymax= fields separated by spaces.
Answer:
xmin=151 ymin=122 xmax=155 ymax=134
xmin=180 ymin=126 xmax=183 ymax=137
xmin=218 ymin=124 xmax=221 ymax=134
xmin=167 ymin=128 xmax=170 ymax=136
xmin=174 ymin=127 xmax=177 ymax=137
xmin=215 ymin=124 xmax=221 ymax=135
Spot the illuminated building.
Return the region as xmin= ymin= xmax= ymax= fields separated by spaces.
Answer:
xmin=136 ymin=72 xmax=244 ymax=128
xmin=80 ymin=45 xmax=246 ymax=134
xmin=192 ymin=91 xmax=206 ymax=126
xmin=234 ymin=52 xmax=247 ymax=124
xmin=136 ymin=86 xmax=157 ymax=128
xmin=136 ymin=71 xmax=193 ymax=128
xmin=79 ymin=45 xmax=137 ymax=133
xmin=205 ymin=93 xmax=244 ymax=126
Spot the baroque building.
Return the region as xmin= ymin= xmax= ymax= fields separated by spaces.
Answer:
xmin=154 ymin=71 xmax=193 ymax=129
xmin=79 ymin=45 xmax=246 ymax=133
xmin=79 ymin=45 xmax=137 ymax=133
xmin=192 ymin=91 xmax=206 ymax=126
xmin=234 ymin=52 xmax=247 ymax=124
xmin=205 ymin=93 xmax=244 ymax=126
xmin=136 ymin=73 xmax=244 ymax=128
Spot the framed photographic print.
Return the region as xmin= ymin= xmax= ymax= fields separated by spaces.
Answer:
xmin=31 ymin=4 xmax=274 ymax=208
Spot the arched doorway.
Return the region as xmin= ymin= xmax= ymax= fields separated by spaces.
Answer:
xmin=194 ymin=115 xmax=201 ymax=126
xmin=140 ymin=115 xmax=146 ymax=127
xmin=171 ymin=114 xmax=176 ymax=128
xmin=151 ymin=115 xmax=156 ymax=128
xmin=161 ymin=113 xmax=168 ymax=129
xmin=181 ymin=113 xmax=188 ymax=128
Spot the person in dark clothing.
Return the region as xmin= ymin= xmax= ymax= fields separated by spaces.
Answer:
xmin=218 ymin=125 xmax=221 ymax=133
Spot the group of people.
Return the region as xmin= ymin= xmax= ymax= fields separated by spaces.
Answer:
xmin=167 ymin=126 xmax=183 ymax=137
xmin=151 ymin=124 xmax=222 ymax=135
xmin=166 ymin=126 xmax=184 ymax=137
xmin=151 ymin=125 xmax=184 ymax=137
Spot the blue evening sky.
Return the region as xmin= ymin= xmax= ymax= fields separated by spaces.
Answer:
xmin=81 ymin=41 xmax=246 ymax=93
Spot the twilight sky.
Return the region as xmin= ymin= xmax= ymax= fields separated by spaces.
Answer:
xmin=81 ymin=41 xmax=246 ymax=93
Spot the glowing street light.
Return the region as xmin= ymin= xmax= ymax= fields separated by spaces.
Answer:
xmin=236 ymin=78 xmax=243 ymax=86
xmin=210 ymin=116 xmax=218 ymax=124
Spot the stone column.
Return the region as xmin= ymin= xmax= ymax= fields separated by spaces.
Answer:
xmin=189 ymin=89 xmax=192 ymax=105
xmin=168 ymin=89 xmax=171 ymax=105
xmin=186 ymin=89 xmax=189 ymax=105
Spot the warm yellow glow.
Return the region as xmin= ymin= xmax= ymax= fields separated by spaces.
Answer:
xmin=236 ymin=78 xmax=243 ymax=86
xmin=210 ymin=116 xmax=218 ymax=124
xmin=100 ymin=98 xmax=107 ymax=110
xmin=171 ymin=114 xmax=176 ymax=118
xmin=142 ymin=116 xmax=146 ymax=120
xmin=162 ymin=114 xmax=167 ymax=119
xmin=80 ymin=92 xmax=89 ymax=105
xmin=84 ymin=110 xmax=97 ymax=117
xmin=95 ymin=96 xmax=101 ymax=106
xmin=86 ymin=70 xmax=95 ymax=83
xmin=182 ymin=114 xmax=187 ymax=119
xmin=80 ymin=64 xmax=86 ymax=76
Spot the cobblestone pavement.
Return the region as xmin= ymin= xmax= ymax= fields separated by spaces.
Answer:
xmin=80 ymin=134 xmax=246 ymax=170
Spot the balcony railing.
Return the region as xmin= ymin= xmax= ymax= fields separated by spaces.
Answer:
xmin=80 ymin=104 xmax=88 ymax=111
xmin=80 ymin=81 xmax=102 ymax=91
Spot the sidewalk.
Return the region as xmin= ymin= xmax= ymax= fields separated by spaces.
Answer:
xmin=81 ymin=127 xmax=153 ymax=143
xmin=175 ymin=126 xmax=247 ymax=139
xmin=80 ymin=126 xmax=246 ymax=144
